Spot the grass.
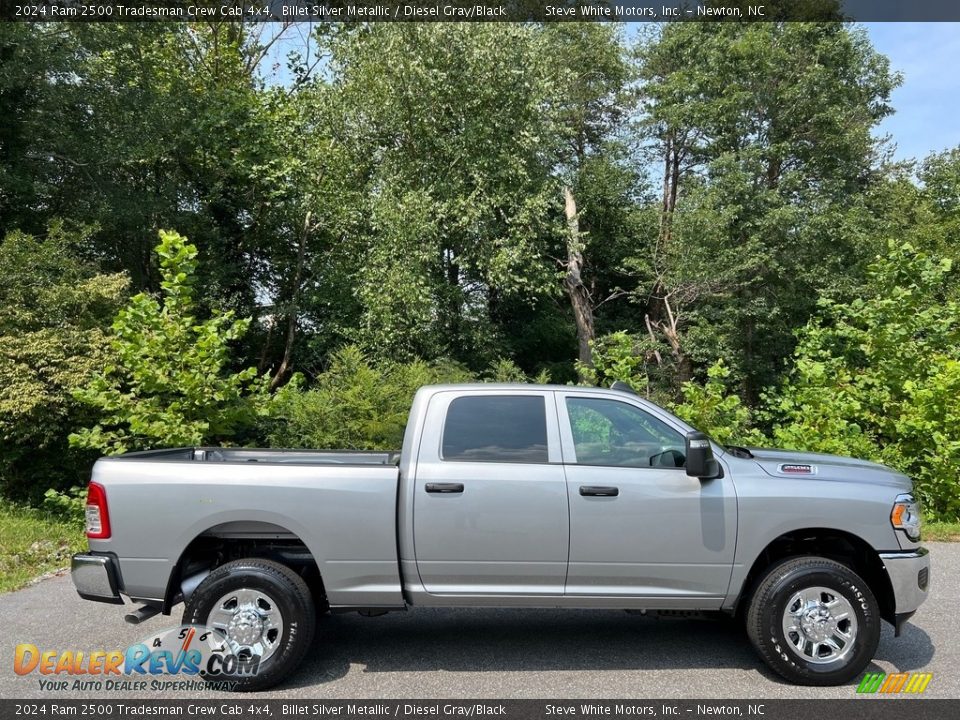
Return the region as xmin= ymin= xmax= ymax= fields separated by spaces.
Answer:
xmin=0 ymin=502 xmax=85 ymax=594
xmin=924 ymin=520 xmax=960 ymax=542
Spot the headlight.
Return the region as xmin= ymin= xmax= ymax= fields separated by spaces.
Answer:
xmin=891 ymin=494 xmax=921 ymax=541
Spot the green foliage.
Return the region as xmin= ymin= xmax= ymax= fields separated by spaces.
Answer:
xmin=923 ymin=520 xmax=960 ymax=541
xmin=328 ymin=24 xmax=562 ymax=364
xmin=262 ymin=347 xmax=555 ymax=451
xmin=0 ymin=224 xmax=128 ymax=499
xmin=768 ymin=243 xmax=960 ymax=518
xmin=577 ymin=332 xmax=646 ymax=390
xmin=42 ymin=486 xmax=86 ymax=526
xmin=577 ymin=332 xmax=673 ymax=400
xmin=673 ymin=362 xmax=768 ymax=447
xmin=5 ymin=23 xmax=960 ymax=530
xmin=582 ymin=338 xmax=766 ymax=446
xmin=261 ymin=346 xmax=473 ymax=451
xmin=633 ymin=22 xmax=900 ymax=399
xmin=484 ymin=358 xmax=551 ymax=384
xmin=70 ymin=231 xmax=265 ymax=455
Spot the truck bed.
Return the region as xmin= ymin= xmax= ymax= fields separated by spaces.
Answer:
xmin=88 ymin=447 xmax=404 ymax=608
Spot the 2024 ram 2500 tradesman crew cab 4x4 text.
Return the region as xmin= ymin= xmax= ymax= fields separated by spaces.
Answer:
xmin=71 ymin=383 xmax=930 ymax=690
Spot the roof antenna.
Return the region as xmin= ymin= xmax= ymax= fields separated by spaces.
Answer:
xmin=610 ymin=380 xmax=638 ymax=396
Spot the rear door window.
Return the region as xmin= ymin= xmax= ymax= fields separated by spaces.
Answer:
xmin=441 ymin=395 xmax=549 ymax=463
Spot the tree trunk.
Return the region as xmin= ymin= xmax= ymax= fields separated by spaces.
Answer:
xmin=658 ymin=295 xmax=693 ymax=385
xmin=647 ymin=134 xmax=691 ymax=389
xmin=445 ymin=248 xmax=462 ymax=349
xmin=270 ymin=210 xmax=310 ymax=390
xmin=563 ymin=186 xmax=595 ymax=377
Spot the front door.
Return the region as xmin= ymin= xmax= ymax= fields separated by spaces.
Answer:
xmin=413 ymin=391 xmax=569 ymax=595
xmin=557 ymin=393 xmax=737 ymax=607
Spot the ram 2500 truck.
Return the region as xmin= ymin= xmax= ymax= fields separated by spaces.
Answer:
xmin=72 ymin=383 xmax=929 ymax=690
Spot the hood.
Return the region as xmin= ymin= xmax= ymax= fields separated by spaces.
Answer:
xmin=747 ymin=447 xmax=913 ymax=491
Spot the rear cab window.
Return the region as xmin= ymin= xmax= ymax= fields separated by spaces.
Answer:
xmin=441 ymin=395 xmax=549 ymax=463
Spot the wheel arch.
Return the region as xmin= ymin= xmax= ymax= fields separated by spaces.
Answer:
xmin=161 ymin=520 xmax=326 ymax=616
xmin=734 ymin=527 xmax=896 ymax=626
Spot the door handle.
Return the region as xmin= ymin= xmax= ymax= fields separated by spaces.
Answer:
xmin=425 ymin=483 xmax=465 ymax=494
xmin=579 ymin=485 xmax=619 ymax=497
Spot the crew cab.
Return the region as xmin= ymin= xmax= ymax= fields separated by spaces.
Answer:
xmin=72 ymin=383 xmax=930 ymax=690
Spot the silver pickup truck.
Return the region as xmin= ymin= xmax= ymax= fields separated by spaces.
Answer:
xmin=72 ymin=383 xmax=929 ymax=690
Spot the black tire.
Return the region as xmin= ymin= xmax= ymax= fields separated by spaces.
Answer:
xmin=183 ymin=558 xmax=316 ymax=692
xmin=745 ymin=556 xmax=880 ymax=686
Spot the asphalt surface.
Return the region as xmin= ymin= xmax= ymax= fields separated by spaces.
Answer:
xmin=1 ymin=543 xmax=955 ymax=700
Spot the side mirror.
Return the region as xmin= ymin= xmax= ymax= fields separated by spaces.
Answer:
xmin=685 ymin=431 xmax=721 ymax=480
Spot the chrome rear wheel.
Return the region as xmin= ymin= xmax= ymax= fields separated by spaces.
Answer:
xmin=207 ymin=588 xmax=285 ymax=664
xmin=183 ymin=558 xmax=316 ymax=691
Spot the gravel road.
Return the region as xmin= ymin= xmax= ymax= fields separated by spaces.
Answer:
xmin=1 ymin=543 xmax=954 ymax=699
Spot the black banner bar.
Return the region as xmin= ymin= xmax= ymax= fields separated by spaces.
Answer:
xmin=2 ymin=700 xmax=960 ymax=720
xmin=2 ymin=0 xmax=960 ymax=23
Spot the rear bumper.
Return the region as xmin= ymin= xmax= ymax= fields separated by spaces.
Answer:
xmin=71 ymin=553 xmax=124 ymax=605
xmin=880 ymin=547 xmax=930 ymax=617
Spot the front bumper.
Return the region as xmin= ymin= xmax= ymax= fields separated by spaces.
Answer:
xmin=880 ymin=547 xmax=929 ymax=631
xmin=71 ymin=553 xmax=124 ymax=605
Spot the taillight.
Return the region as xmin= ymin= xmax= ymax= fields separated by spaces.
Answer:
xmin=85 ymin=482 xmax=111 ymax=539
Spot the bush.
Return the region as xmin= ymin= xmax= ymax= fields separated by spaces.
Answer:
xmin=261 ymin=348 xmax=552 ymax=451
xmin=0 ymin=224 xmax=127 ymax=500
xmin=577 ymin=331 xmax=665 ymax=397
xmin=672 ymin=361 xmax=767 ymax=447
xmin=483 ymin=358 xmax=551 ymax=384
xmin=70 ymin=231 xmax=266 ymax=455
xmin=261 ymin=346 xmax=474 ymax=451
xmin=767 ymin=243 xmax=960 ymax=519
xmin=42 ymin=486 xmax=86 ymax=527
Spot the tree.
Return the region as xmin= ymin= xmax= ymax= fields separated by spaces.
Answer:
xmin=243 ymin=81 xmax=363 ymax=386
xmin=324 ymin=24 xmax=560 ymax=366
xmin=0 ymin=223 xmax=127 ymax=499
xmin=0 ymin=24 xmax=308 ymax=327
xmin=70 ymin=231 xmax=264 ymax=454
xmin=261 ymin=346 xmax=473 ymax=452
xmin=918 ymin=147 xmax=960 ymax=256
xmin=542 ymin=24 xmax=639 ymax=377
xmin=634 ymin=22 xmax=900 ymax=398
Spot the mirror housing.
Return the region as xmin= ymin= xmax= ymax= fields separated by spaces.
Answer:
xmin=685 ymin=431 xmax=721 ymax=479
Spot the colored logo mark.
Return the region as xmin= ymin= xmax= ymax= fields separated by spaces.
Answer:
xmin=856 ymin=672 xmax=932 ymax=694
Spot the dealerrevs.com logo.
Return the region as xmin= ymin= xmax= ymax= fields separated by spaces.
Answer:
xmin=14 ymin=625 xmax=261 ymax=692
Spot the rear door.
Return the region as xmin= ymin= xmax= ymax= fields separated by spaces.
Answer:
xmin=412 ymin=390 xmax=569 ymax=595
xmin=558 ymin=393 xmax=737 ymax=606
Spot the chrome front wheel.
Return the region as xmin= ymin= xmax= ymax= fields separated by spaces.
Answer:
xmin=780 ymin=586 xmax=858 ymax=664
